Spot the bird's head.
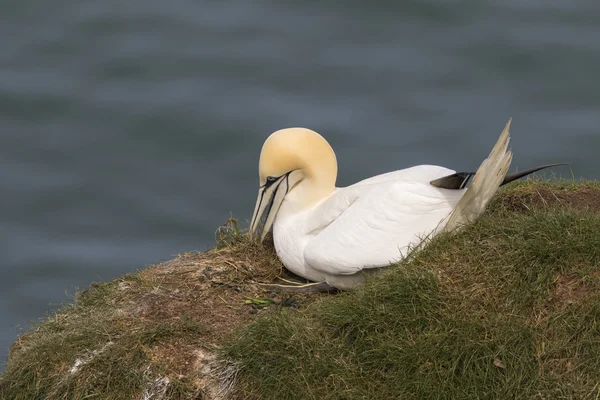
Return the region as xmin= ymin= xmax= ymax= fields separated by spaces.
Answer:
xmin=249 ymin=127 xmax=337 ymax=242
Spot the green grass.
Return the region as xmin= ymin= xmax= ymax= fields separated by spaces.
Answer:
xmin=0 ymin=275 xmax=206 ymax=400
xmin=222 ymin=180 xmax=600 ymax=399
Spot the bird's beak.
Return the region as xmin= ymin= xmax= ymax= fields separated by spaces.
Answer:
xmin=249 ymin=174 xmax=289 ymax=242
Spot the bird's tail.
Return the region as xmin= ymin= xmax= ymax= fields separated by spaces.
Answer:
xmin=444 ymin=119 xmax=513 ymax=232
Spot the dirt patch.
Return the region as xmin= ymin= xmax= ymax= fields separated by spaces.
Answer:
xmin=551 ymin=274 xmax=597 ymax=308
xmin=500 ymin=185 xmax=600 ymax=213
xmin=130 ymin=237 xmax=320 ymax=338
xmin=530 ymin=271 xmax=600 ymax=329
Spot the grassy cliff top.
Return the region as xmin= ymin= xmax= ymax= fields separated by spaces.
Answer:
xmin=2 ymin=180 xmax=600 ymax=399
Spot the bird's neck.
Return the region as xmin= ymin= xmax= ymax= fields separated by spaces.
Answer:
xmin=281 ymin=176 xmax=334 ymax=215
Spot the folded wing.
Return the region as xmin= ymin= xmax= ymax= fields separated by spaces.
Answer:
xmin=304 ymin=176 xmax=464 ymax=275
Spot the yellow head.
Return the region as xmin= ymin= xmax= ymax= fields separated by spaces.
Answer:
xmin=249 ymin=128 xmax=338 ymax=241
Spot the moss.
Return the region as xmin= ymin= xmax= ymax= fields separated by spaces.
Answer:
xmin=2 ymin=180 xmax=600 ymax=399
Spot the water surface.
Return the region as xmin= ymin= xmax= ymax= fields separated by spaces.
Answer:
xmin=1 ymin=1 xmax=599 ymax=367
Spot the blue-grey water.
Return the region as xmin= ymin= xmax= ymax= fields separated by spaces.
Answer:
xmin=1 ymin=1 xmax=600 ymax=368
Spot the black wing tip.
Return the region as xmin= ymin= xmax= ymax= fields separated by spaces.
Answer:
xmin=501 ymin=163 xmax=569 ymax=186
xmin=430 ymin=172 xmax=475 ymax=190
xmin=431 ymin=163 xmax=569 ymax=190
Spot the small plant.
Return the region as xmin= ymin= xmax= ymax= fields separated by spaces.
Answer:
xmin=215 ymin=217 xmax=243 ymax=249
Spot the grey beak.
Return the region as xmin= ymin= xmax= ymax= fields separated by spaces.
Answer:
xmin=249 ymin=175 xmax=289 ymax=242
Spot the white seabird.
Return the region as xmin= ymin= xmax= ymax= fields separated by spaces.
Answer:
xmin=249 ymin=119 xmax=560 ymax=290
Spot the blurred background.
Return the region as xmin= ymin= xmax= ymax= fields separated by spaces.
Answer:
xmin=1 ymin=0 xmax=599 ymax=368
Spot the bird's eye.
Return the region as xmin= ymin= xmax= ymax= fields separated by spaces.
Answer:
xmin=266 ymin=176 xmax=277 ymax=183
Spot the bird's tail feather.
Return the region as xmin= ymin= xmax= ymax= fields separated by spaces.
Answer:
xmin=444 ymin=119 xmax=513 ymax=232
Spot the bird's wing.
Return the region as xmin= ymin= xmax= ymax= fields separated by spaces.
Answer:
xmin=351 ymin=165 xmax=456 ymax=187
xmin=303 ymin=178 xmax=463 ymax=276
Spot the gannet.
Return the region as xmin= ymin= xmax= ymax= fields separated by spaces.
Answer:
xmin=249 ymin=119 xmax=561 ymax=290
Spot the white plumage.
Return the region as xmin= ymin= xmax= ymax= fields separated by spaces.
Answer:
xmin=250 ymin=120 xmax=514 ymax=290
